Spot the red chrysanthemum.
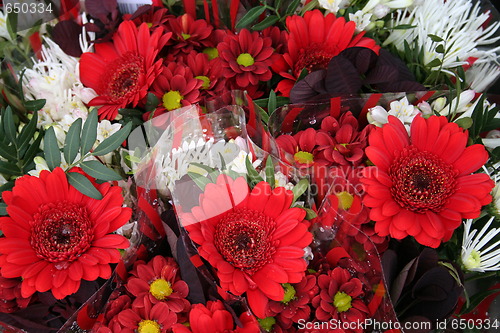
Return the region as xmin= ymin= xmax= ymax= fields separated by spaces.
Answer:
xmin=146 ymin=62 xmax=202 ymax=119
xmin=266 ymin=275 xmax=319 ymax=329
xmin=182 ymin=175 xmax=312 ymax=318
xmin=0 ymin=168 xmax=131 ymax=299
xmin=316 ymin=113 xmax=372 ymax=166
xmin=126 ymin=255 xmax=190 ymax=313
xmin=185 ymin=51 xmax=225 ymax=98
xmin=0 ymin=274 xmax=32 ymax=313
xmin=168 ymin=14 xmax=214 ymax=55
xmin=312 ymin=267 xmax=369 ymax=333
xmin=116 ymin=298 xmax=177 ymax=333
xmin=272 ymin=10 xmax=380 ymax=96
xmin=126 ymin=6 xmax=172 ymax=31
xmin=217 ymin=29 xmax=274 ymax=88
xmin=276 ymin=128 xmax=333 ymax=168
xmin=80 ymin=21 xmax=171 ymax=120
xmin=361 ymin=115 xmax=494 ymax=248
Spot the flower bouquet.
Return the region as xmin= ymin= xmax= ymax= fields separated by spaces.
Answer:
xmin=1 ymin=0 xmax=500 ymax=332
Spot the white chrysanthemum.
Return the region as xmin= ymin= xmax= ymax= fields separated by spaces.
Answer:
xmin=22 ymin=38 xmax=97 ymax=127
xmin=362 ymin=0 xmax=413 ymax=16
xmin=349 ymin=11 xmax=373 ymax=32
xmin=466 ymin=59 xmax=500 ymax=93
xmin=367 ymin=96 xmax=421 ymax=132
xmin=383 ymin=0 xmax=500 ymax=75
xmin=462 ymin=217 xmax=500 ymax=272
xmin=433 ymin=90 xmax=476 ymax=116
xmin=318 ymin=0 xmax=350 ymax=14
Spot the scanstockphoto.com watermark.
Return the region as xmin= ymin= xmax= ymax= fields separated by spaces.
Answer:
xmin=297 ymin=318 xmax=500 ymax=331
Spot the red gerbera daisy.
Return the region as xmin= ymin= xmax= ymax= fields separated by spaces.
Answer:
xmin=126 ymin=255 xmax=190 ymax=313
xmin=80 ymin=21 xmax=171 ymax=120
xmin=272 ymin=10 xmax=380 ymax=96
xmin=181 ymin=175 xmax=312 ymax=318
xmin=217 ymin=29 xmax=274 ymax=88
xmin=146 ymin=62 xmax=202 ymax=119
xmin=276 ymin=128 xmax=333 ymax=168
xmin=117 ymin=298 xmax=177 ymax=333
xmin=361 ymin=115 xmax=494 ymax=248
xmin=0 ymin=168 xmax=131 ymax=299
xmin=312 ymin=267 xmax=369 ymax=333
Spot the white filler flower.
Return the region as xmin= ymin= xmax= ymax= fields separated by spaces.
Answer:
xmin=462 ymin=217 xmax=500 ymax=272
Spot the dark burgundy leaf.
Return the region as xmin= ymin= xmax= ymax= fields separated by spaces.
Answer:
xmin=377 ymin=49 xmax=417 ymax=82
xmin=412 ymin=267 xmax=454 ymax=301
xmin=325 ymin=56 xmax=363 ymax=94
xmin=103 ymin=0 xmax=118 ymax=13
xmin=290 ymin=70 xmax=327 ymax=103
xmin=51 ymin=20 xmax=83 ymax=57
xmin=85 ymin=0 xmax=115 ymax=21
xmin=338 ymin=47 xmax=378 ymax=75
xmin=390 ymin=257 xmax=418 ymax=304
xmin=374 ymin=80 xmax=426 ymax=93
xmin=176 ymin=233 xmax=207 ymax=304
xmin=364 ymin=65 xmax=399 ymax=85
xmin=381 ymin=249 xmax=398 ymax=289
xmin=130 ymin=5 xmax=154 ymax=20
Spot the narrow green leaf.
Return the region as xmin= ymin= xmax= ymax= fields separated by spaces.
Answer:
xmin=81 ymin=108 xmax=98 ymax=155
xmin=251 ymin=15 xmax=279 ymax=31
xmin=426 ymin=58 xmax=442 ymax=68
xmin=218 ymin=152 xmax=226 ymax=171
xmin=67 ymin=172 xmax=103 ymax=200
xmin=245 ymin=157 xmax=264 ymax=187
xmin=255 ymin=103 xmax=270 ymax=124
xmin=18 ymin=111 xmax=38 ymax=157
xmin=300 ymin=0 xmax=318 ymax=14
xmin=265 ymin=156 xmax=275 ymax=189
xmin=189 ymin=162 xmax=217 ymax=174
xmin=428 ymin=34 xmax=444 ymax=42
xmin=302 ymin=207 xmax=317 ymax=220
xmin=188 ymin=171 xmax=211 ymax=190
xmin=23 ymin=99 xmax=46 ymax=111
xmin=64 ymin=118 xmax=82 ymax=164
xmin=44 ymin=127 xmax=61 ymax=171
xmin=391 ymin=24 xmax=416 ymax=30
xmin=268 ymin=90 xmax=277 ymax=115
xmin=235 ymin=6 xmax=266 ymax=29
xmin=119 ymin=108 xmax=144 ymax=117
xmin=0 ymin=181 xmax=14 ymax=193
xmin=3 ymin=107 xmax=17 ymax=145
xmin=285 ymin=0 xmax=301 ymax=15
xmin=297 ymin=68 xmax=309 ymax=81
xmin=22 ymin=133 xmax=43 ymax=168
xmin=6 ymin=12 xmax=18 ymax=41
xmin=292 ymin=178 xmax=309 ymax=202
xmin=455 ymin=117 xmax=473 ymax=130
xmin=435 ymin=44 xmax=445 ymax=54
xmin=0 ymin=202 xmax=7 ymax=216
xmin=0 ymin=160 xmax=22 ymax=176
xmin=80 ymin=160 xmax=123 ymax=181
xmin=0 ymin=143 xmax=17 ymax=161
xmin=92 ymin=122 xmax=132 ymax=156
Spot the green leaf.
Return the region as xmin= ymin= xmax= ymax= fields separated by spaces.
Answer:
xmin=302 ymin=207 xmax=317 ymax=220
xmin=426 ymin=58 xmax=442 ymax=68
xmin=251 ymin=15 xmax=279 ymax=31
xmin=189 ymin=162 xmax=217 ymax=175
xmin=92 ymin=122 xmax=132 ymax=156
xmin=0 ymin=181 xmax=14 ymax=193
xmin=22 ymin=133 xmax=43 ymax=169
xmin=428 ymin=34 xmax=444 ymax=42
xmin=391 ymin=24 xmax=416 ymax=30
xmin=119 ymin=108 xmax=144 ymax=117
xmin=254 ymin=103 xmax=270 ymax=124
xmin=43 ymin=126 xmax=61 ymax=171
xmin=18 ymin=111 xmax=38 ymax=158
xmin=265 ymin=156 xmax=275 ymax=188
xmin=67 ymin=172 xmax=103 ymax=200
xmin=188 ymin=171 xmax=211 ymax=191
xmin=245 ymin=157 xmax=264 ymax=187
xmin=0 ymin=143 xmax=17 ymax=161
xmin=297 ymin=68 xmax=309 ymax=81
xmin=80 ymin=160 xmax=123 ymax=181
xmin=235 ymin=6 xmax=266 ymax=29
xmin=64 ymin=118 xmax=82 ymax=164
xmin=460 ymin=288 xmax=500 ymax=315
xmin=300 ymin=0 xmax=318 ymax=15
xmin=0 ymin=160 xmax=22 ymax=176
xmin=292 ymin=178 xmax=309 ymax=202
xmin=268 ymin=90 xmax=277 ymax=115
xmin=3 ymin=107 xmax=17 ymax=145
xmin=455 ymin=117 xmax=473 ymax=129
xmin=81 ymin=108 xmax=98 ymax=155
xmin=435 ymin=44 xmax=445 ymax=54
xmin=285 ymin=0 xmax=301 ymax=15
xmin=0 ymin=202 xmax=6 ymax=216
xmin=6 ymin=12 xmax=18 ymax=41
xmin=145 ymin=93 xmax=159 ymax=112
xmin=23 ymin=99 xmax=46 ymax=111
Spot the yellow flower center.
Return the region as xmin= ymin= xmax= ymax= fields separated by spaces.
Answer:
xmin=181 ymin=33 xmax=191 ymax=40
xmin=138 ymin=320 xmax=161 ymax=333
xmin=294 ymin=151 xmax=314 ymax=165
xmin=333 ymin=291 xmax=352 ymax=312
xmin=203 ymin=47 xmax=219 ymax=60
xmin=281 ymin=283 xmax=296 ymax=304
xmin=336 ymin=191 xmax=354 ymax=210
xmin=195 ymin=75 xmax=211 ymax=89
xmin=149 ymin=278 xmax=173 ymax=300
xmin=464 ymin=249 xmax=482 ymax=271
xmin=146 ymin=22 xmax=153 ymax=28
xmin=162 ymin=91 xmax=183 ymax=111
xmin=258 ymin=317 xmax=276 ymax=332
xmin=236 ymin=53 xmax=255 ymax=67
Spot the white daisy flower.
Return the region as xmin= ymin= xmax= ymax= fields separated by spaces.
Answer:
xmin=383 ymin=0 xmax=500 ymax=76
xmin=349 ymin=11 xmax=373 ymax=32
xmin=318 ymin=0 xmax=351 ymax=14
xmin=462 ymin=217 xmax=500 ymax=272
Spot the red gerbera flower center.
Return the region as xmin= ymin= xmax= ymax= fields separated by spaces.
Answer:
xmin=31 ymin=202 xmax=93 ymax=264
xmin=390 ymin=146 xmax=457 ymax=213
xmin=101 ymin=52 xmax=145 ymax=103
xmin=215 ymin=208 xmax=276 ymax=273
xmin=294 ymin=44 xmax=335 ymax=77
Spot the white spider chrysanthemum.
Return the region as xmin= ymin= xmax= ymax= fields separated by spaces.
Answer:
xmin=383 ymin=0 xmax=500 ymax=75
xmin=462 ymin=217 xmax=500 ymax=272
xmin=318 ymin=0 xmax=350 ymax=14
xmin=465 ymin=59 xmax=500 ymax=93
xmin=432 ymin=90 xmax=476 ymax=116
xmin=22 ymin=38 xmax=97 ymax=127
xmin=367 ymin=96 xmax=421 ymax=132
